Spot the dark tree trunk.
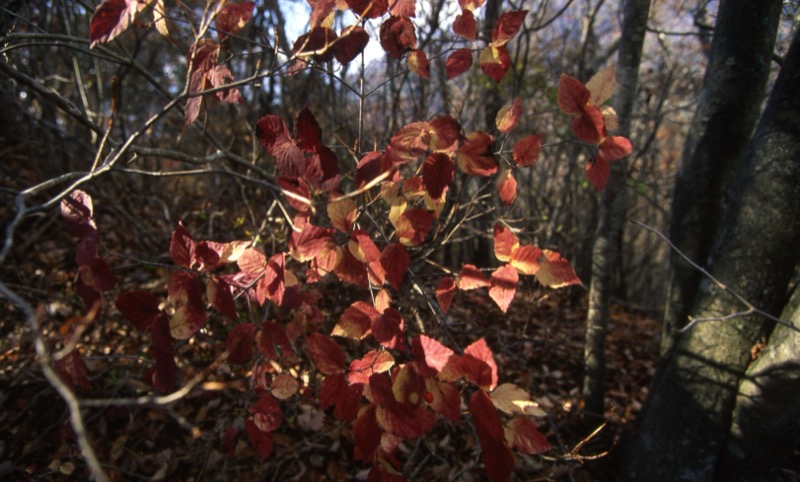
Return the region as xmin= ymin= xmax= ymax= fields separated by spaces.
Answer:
xmin=620 ymin=27 xmax=800 ymax=482
xmin=662 ymin=0 xmax=782 ymax=355
xmin=582 ymin=0 xmax=650 ymax=426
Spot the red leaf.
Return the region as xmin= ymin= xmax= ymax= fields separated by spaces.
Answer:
xmin=489 ymin=264 xmax=518 ymax=313
xmin=380 ymin=243 xmax=409 ymax=291
xmin=380 ymin=16 xmax=416 ymax=59
xmin=333 ymin=300 xmax=378 ymax=340
xmin=335 ymin=248 xmax=369 ymax=288
xmin=425 ymin=377 xmax=461 ymax=422
xmin=505 ymin=416 xmax=552 ymax=454
xmin=328 ymin=197 xmax=358 ymax=232
xmin=335 ymin=26 xmax=371 ymax=64
xmin=572 ymin=105 xmax=605 ymax=144
xmin=480 ymin=45 xmax=511 ymax=83
xmin=215 ymin=1 xmax=254 ymax=40
xmin=353 ymin=404 xmax=382 ymax=460
xmin=306 ymin=333 xmax=346 ymax=375
xmin=117 ymin=290 xmax=162 ymax=331
xmin=170 ymin=222 xmax=195 ymax=269
xmin=493 ymin=224 xmax=519 ymax=262
xmin=168 ymin=271 xmax=203 ymax=307
xmin=289 ymin=223 xmax=334 ymax=262
xmin=56 ymin=350 xmax=91 ymax=390
xmin=207 ymin=276 xmax=237 ymax=319
xmin=250 ymin=394 xmax=282 ymax=432
xmin=598 ymin=135 xmax=633 ymax=162
xmin=320 ymin=373 xmax=363 ymax=422
xmin=257 ymin=322 xmax=295 ymax=361
xmin=495 ymin=97 xmax=522 ymax=134
xmin=245 ymin=418 xmax=274 ymax=462
xmin=257 ymin=116 xmax=307 ymax=177
xmin=170 ymin=304 xmax=208 ymax=340
xmin=295 ymin=106 xmax=323 ymax=152
xmin=557 ymin=74 xmax=591 ymax=115
xmin=262 ymin=253 xmax=286 ymax=306
xmin=346 ymin=0 xmax=388 ymax=19
xmin=389 ymin=0 xmax=415 ymax=17
xmin=497 ymin=170 xmax=517 ymax=206
xmin=510 ymin=244 xmax=542 ymax=275
xmin=407 ymin=50 xmax=430 ymax=79
xmin=470 ymin=390 xmax=515 ymax=482
xmin=348 ymin=349 xmax=395 ymax=385
xmin=355 ymin=151 xmax=392 ymax=188
xmin=79 ymin=257 xmax=117 ymax=293
xmin=293 ymin=27 xmax=338 ymax=62
xmin=535 ymin=249 xmax=582 ymax=288
xmin=376 ymin=403 xmax=436 ymax=439
xmin=430 ymin=116 xmax=461 ymax=152
xmin=435 ymin=276 xmax=456 ymax=314
xmin=276 ymin=177 xmax=313 ymax=214
xmin=491 ymin=10 xmax=528 ymax=46
xmin=151 ymin=347 xmax=177 ymax=393
xmin=226 ymin=323 xmax=256 ymax=364
xmin=458 ymin=264 xmax=490 ymax=290
xmin=394 ymin=208 xmax=433 ymax=246
xmin=422 ymin=153 xmax=454 ymax=199
xmin=586 ymin=156 xmax=611 ymax=191
xmin=462 ymin=338 xmax=498 ymax=390
xmin=513 ymin=134 xmax=542 ymax=166
xmin=453 ymin=10 xmax=477 ymax=40
xmin=412 ymin=334 xmax=455 ymax=376
xmin=237 ymin=247 xmax=267 ymax=277
xmin=61 ymin=190 xmax=96 ymax=238
xmin=372 ymin=308 xmax=405 ymax=350
xmin=150 ymin=314 xmax=174 ymax=354
xmin=89 ymin=0 xmax=137 ymax=47
xmin=456 ymin=131 xmax=498 ymax=176
xmin=445 ymin=48 xmax=473 ymax=80
xmin=389 ymin=121 xmax=431 ymax=160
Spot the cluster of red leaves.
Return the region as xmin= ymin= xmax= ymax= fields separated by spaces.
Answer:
xmin=57 ymin=190 xmax=118 ymax=390
xmin=557 ymin=67 xmax=633 ymax=190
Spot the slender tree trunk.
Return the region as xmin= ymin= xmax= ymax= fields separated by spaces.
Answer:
xmin=581 ymin=0 xmax=650 ymax=426
xmin=661 ymin=0 xmax=782 ymax=355
xmin=620 ymin=27 xmax=800 ymax=482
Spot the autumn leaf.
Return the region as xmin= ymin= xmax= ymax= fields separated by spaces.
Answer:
xmin=207 ymin=276 xmax=237 ymax=319
xmin=407 ymin=50 xmax=430 ymax=79
xmin=348 ymin=349 xmax=395 ymax=385
xmin=495 ymin=97 xmax=522 ymax=133
xmin=458 ymin=264 xmax=490 ymax=290
xmin=215 ymin=1 xmax=255 ymax=41
xmin=170 ymin=304 xmax=207 ymax=340
xmin=513 ymin=134 xmax=542 ymax=166
xmin=372 ymin=308 xmax=405 ymax=350
xmin=490 ymin=383 xmax=547 ymax=416
xmin=334 ymin=26 xmax=371 ymax=64
xmin=390 ymin=0 xmax=415 ymax=17
xmin=454 ymin=10 xmax=477 ymax=40
xmin=271 ymin=373 xmax=300 ymax=400
xmin=116 ymin=290 xmax=162 ymax=332
xmin=424 ymin=378 xmax=461 ymax=422
xmin=491 ymin=10 xmax=528 ymax=46
xmin=380 ymin=16 xmax=416 ymax=59
xmin=462 ymin=338 xmax=499 ymax=390
xmin=435 ymin=276 xmax=457 ymax=314
xmin=446 ymin=48 xmax=473 ymax=80
xmin=422 ymin=152 xmax=454 ymax=199
xmin=306 ymin=332 xmax=346 ymax=375
xmin=497 ymin=169 xmax=517 ymax=206
xmin=489 ymin=264 xmax=518 ymax=313
xmin=470 ymin=390 xmax=515 ymax=482
xmin=493 ymin=224 xmax=519 ymax=262
xmin=89 ymin=0 xmax=138 ymax=47
xmin=394 ymin=208 xmax=433 ymax=246
xmin=412 ymin=334 xmax=455 ymax=377
xmin=510 ymin=244 xmax=542 ymax=275
xmin=333 ymin=300 xmax=378 ymax=340
xmin=586 ymin=64 xmax=616 ymax=106
xmin=479 ymin=44 xmax=511 ymax=83
xmin=226 ymin=323 xmax=256 ymax=364
xmin=328 ymin=197 xmax=358 ymax=232
xmin=535 ymin=249 xmax=582 ymax=288
xmin=380 ymin=243 xmax=409 ymax=291
xmin=505 ymin=417 xmax=552 ymax=454
xmin=456 ymin=131 xmax=498 ymax=176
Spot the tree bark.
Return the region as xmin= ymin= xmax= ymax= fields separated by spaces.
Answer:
xmin=620 ymin=27 xmax=800 ymax=482
xmin=662 ymin=0 xmax=782 ymax=355
xmin=582 ymin=0 xmax=650 ymax=426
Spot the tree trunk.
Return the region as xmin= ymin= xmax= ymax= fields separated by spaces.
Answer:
xmin=582 ymin=0 xmax=650 ymax=426
xmin=661 ymin=0 xmax=782 ymax=355
xmin=620 ymin=27 xmax=800 ymax=481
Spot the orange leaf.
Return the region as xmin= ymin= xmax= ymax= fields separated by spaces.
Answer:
xmin=535 ymin=249 xmax=581 ymax=288
xmin=489 ymin=264 xmax=518 ymax=313
xmin=497 ymin=169 xmax=517 ymax=205
xmin=513 ymin=134 xmax=541 ymax=166
xmin=495 ymin=96 xmax=522 ymax=133
xmin=493 ymin=224 xmax=519 ymax=262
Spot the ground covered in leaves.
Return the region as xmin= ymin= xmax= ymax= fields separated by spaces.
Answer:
xmin=1 ymin=261 xmax=661 ymax=482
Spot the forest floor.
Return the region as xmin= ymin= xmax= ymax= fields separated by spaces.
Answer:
xmin=0 ymin=269 xmax=662 ymax=481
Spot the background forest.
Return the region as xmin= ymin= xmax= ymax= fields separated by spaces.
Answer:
xmin=1 ymin=0 xmax=800 ymax=481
